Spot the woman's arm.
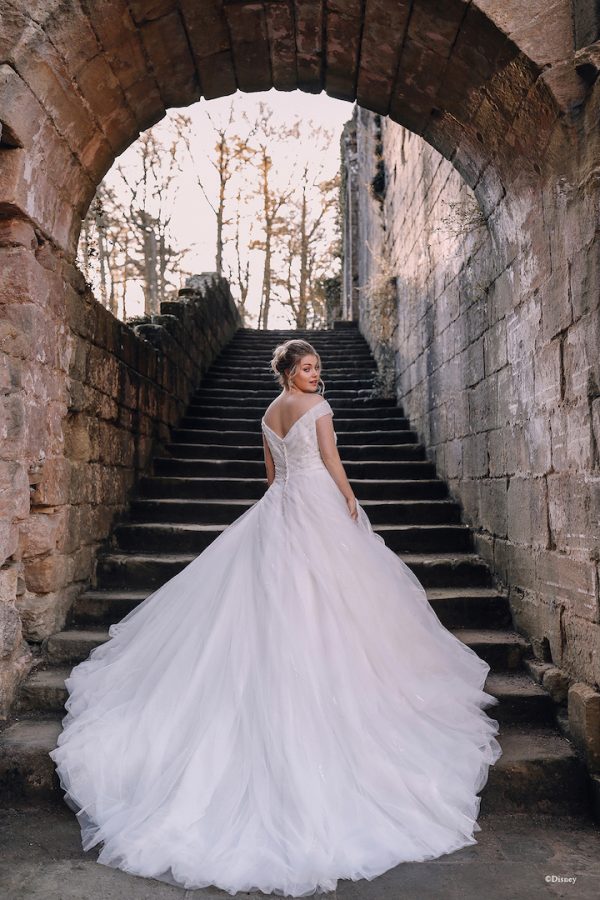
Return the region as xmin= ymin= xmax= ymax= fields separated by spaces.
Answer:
xmin=316 ymin=416 xmax=358 ymax=521
xmin=262 ymin=434 xmax=276 ymax=486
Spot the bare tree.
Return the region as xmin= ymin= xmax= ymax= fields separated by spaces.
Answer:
xmin=115 ymin=114 xmax=192 ymax=315
xmin=182 ymin=100 xmax=257 ymax=278
xmin=270 ymin=124 xmax=341 ymax=328
xmin=227 ymin=187 xmax=252 ymax=324
xmin=78 ymin=99 xmax=343 ymax=329
xmin=244 ymin=103 xmax=300 ymax=329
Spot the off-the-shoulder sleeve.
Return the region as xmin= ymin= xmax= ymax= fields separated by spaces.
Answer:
xmin=314 ymin=399 xmax=334 ymax=420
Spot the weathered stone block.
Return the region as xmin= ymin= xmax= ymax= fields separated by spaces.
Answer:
xmin=561 ymin=612 xmax=600 ymax=689
xmin=16 ymin=582 xmax=81 ymax=642
xmin=493 ymin=539 xmax=536 ymax=590
xmin=0 ymin=598 xmax=22 ymax=660
xmin=23 ymin=553 xmax=74 ymax=595
xmin=534 ymin=339 xmax=562 ymax=408
xmin=483 ymin=317 xmax=507 ymax=375
xmin=569 ymin=239 xmax=600 ymax=321
xmin=569 ymin=683 xmax=600 ymax=773
xmin=0 ymin=641 xmax=32 ymax=719
xmin=478 ymin=478 xmax=508 ymax=538
xmin=140 ymin=7 xmax=200 ymax=107
xmin=524 ymin=414 xmax=552 ymax=475
xmin=464 ymin=337 xmax=485 ymax=387
xmin=548 ymin=473 xmax=600 ymax=556
xmin=536 ymin=551 xmax=598 ymax=622
xmin=488 ymin=428 xmax=507 ymax=476
xmin=563 ymin=312 xmax=600 ymax=404
xmin=0 ymin=218 xmax=36 ymax=250
xmin=543 ymin=665 xmax=571 ymax=704
xmin=18 ymin=512 xmax=64 ymax=560
xmin=0 ymin=520 xmax=19 ymax=569
xmin=462 ymin=431 xmax=488 ymax=477
xmin=468 ymin=374 xmax=498 ymax=431
xmin=30 ymin=457 xmax=71 ymax=507
xmin=507 ymin=476 xmax=549 ymax=547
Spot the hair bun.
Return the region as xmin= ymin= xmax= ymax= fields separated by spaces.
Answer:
xmin=268 ymin=339 xmax=325 ymax=394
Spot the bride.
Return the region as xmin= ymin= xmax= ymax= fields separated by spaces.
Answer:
xmin=49 ymin=338 xmax=502 ymax=897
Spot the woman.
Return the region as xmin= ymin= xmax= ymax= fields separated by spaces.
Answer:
xmin=50 ymin=338 xmax=502 ymax=897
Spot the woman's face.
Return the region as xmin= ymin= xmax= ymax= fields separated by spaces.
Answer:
xmin=287 ymin=354 xmax=320 ymax=392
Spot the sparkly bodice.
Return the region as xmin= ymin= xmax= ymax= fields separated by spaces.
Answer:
xmin=261 ymin=399 xmax=336 ymax=484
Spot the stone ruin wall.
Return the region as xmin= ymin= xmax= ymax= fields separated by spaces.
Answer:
xmin=343 ymin=105 xmax=600 ymax=697
xmin=0 ymin=229 xmax=241 ymax=717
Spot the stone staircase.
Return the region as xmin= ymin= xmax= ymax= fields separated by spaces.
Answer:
xmin=0 ymin=325 xmax=593 ymax=821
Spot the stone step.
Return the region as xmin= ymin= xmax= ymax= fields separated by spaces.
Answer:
xmin=183 ymin=412 xmax=410 ymax=428
xmin=69 ymin=589 xmax=156 ymax=627
xmin=16 ymin=667 xmax=71 ymax=713
xmin=452 ymin=628 xmax=531 ymax=671
xmin=225 ymin=334 xmax=367 ymax=345
xmin=69 ymin=585 xmax=510 ymax=630
xmin=223 ymin=347 xmax=371 ymax=356
xmin=219 ymin=354 xmax=373 ymax=363
xmin=220 ymin=330 xmax=369 ymax=350
xmin=173 ymin=429 xmax=417 ymax=446
xmin=112 ymin=521 xmax=473 ymax=554
xmin=165 ymin=442 xmax=427 ymax=462
xmin=479 ymin=725 xmax=591 ymax=817
xmin=201 ymin=376 xmax=378 ymax=389
xmin=230 ymin=326 xmax=362 ymax=333
xmin=221 ymin=339 xmax=371 ymax=350
xmin=215 ymin=357 xmax=376 ymax=370
xmin=217 ymin=347 xmax=374 ymax=359
xmin=1 ymin=716 xmax=589 ymax=816
xmin=426 ymin=587 xmax=512 ymax=629
xmin=96 ymin=550 xmax=494 ymax=591
xmin=151 ymin=457 xmax=438 ymax=479
xmin=136 ymin=476 xmax=450 ymax=501
xmin=15 ymin=667 xmax=551 ymax=724
xmin=126 ymin=497 xmax=462 ymax=526
xmin=226 ymin=333 xmax=367 ymax=342
xmin=399 ymin=553 xmax=495 ymax=588
xmin=186 ymin=401 xmax=403 ymax=414
xmin=375 ymin=523 xmax=472 ymax=552
xmin=483 ymin=672 xmax=555 ymax=724
xmin=208 ymin=365 xmax=378 ymax=377
xmin=194 ymin=387 xmax=377 ymax=400
xmin=41 ymin=625 xmax=525 ymax=671
xmin=204 ymin=371 xmax=376 ymax=381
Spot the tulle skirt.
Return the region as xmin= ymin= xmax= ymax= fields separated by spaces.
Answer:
xmin=49 ymin=466 xmax=502 ymax=896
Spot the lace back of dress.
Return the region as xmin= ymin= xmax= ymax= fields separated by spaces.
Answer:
xmin=263 ymin=400 xmax=335 ymax=483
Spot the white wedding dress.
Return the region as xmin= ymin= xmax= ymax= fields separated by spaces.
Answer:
xmin=49 ymin=397 xmax=502 ymax=897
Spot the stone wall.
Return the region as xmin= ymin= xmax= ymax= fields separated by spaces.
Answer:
xmin=343 ymin=105 xmax=600 ymax=693
xmin=0 ymin=223 xmax=241 ymax=717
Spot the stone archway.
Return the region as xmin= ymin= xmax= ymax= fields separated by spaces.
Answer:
xmin=0 ymin=0 xmax=571 ymax=252
xmin=0 ymin=1 xmax=598 ymax=733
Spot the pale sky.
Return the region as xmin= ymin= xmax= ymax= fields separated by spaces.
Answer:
xmin=97 ymin=89 xmax=354 ymax=327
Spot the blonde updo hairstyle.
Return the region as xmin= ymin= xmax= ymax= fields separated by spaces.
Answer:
xmin=270 ymin=339 xmax=325 ymax=395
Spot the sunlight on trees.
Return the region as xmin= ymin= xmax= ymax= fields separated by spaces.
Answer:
xmin=78 ymin=91 xmax=350 ymax=329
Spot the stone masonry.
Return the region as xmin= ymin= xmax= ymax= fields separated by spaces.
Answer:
xmin=341 ymin=90 xmax=600 ymax=774
xmin=0 ymin=253 xmax=240 ymax=715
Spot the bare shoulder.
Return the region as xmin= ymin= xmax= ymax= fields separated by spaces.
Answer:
xmin=266 ymin=394 xmax=325 ymax=417
xmin=307 ymin=394 xmax=328 ymax=411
